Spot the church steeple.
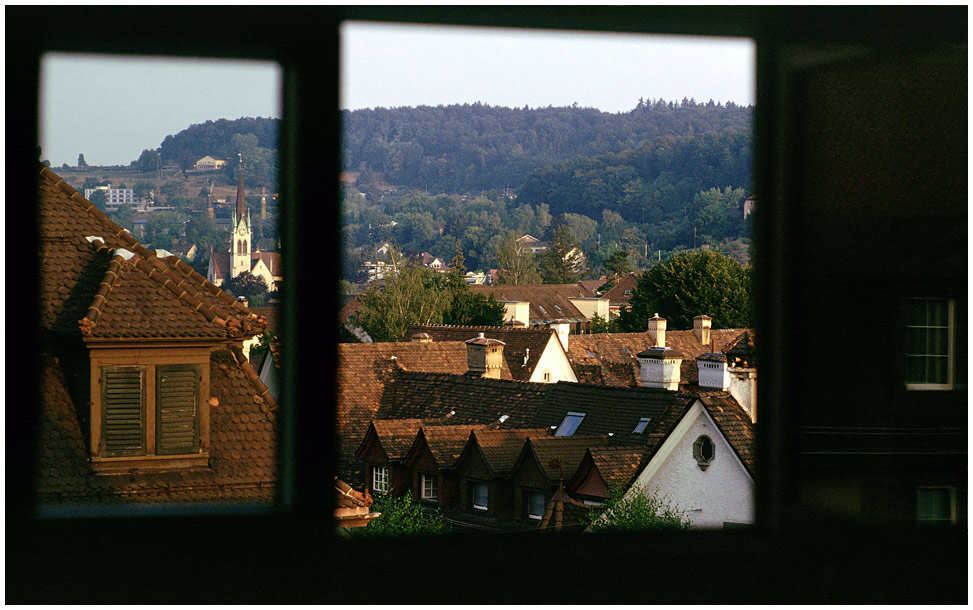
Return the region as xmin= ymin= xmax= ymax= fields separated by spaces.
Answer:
xmin=230 ymin=153 xmax=253 ymax=279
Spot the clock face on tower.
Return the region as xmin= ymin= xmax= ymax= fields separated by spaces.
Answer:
xmin=238 ymin=228 xmax=246 ymax=236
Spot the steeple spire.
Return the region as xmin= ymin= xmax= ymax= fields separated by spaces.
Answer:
xmin=236 ymin=153 xmax=246 ymax=220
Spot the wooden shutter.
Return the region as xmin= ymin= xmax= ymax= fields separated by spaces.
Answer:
xmin=155 ymin=364 xmax=200 ymax=455
xmin=101 ymin=366 xmax=146 ymax=456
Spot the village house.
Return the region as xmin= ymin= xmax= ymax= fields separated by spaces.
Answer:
xmin=35 ymin=165 xmax=280 ymax=505
xmin=599 ymin=272 xmax=641 ymax=319
xmin=193 ymin=155 xmax=226 ymax=171
xmin=406 ymin=324 xmax=578 ymax=384
xmin=469 ymin=283 xmax=610 ymax=333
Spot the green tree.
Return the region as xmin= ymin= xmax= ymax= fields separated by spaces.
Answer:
xmin=538 ymin=225 xmax=586 ymax=284
xmin=222 ymin=271 xmax=268 ymax=299
xmin=348 ymin=493 xmax=451 ymax=537
xmin=88 ymin=189 xmax=107 ymax=213
xmin=495 ymin=231 xmax=541 ymax=285
xmin=77 ymin=153 xmax=88 ymax=169
xmin=440 ymin=271 xmax=504 ymax=327
xmin=617 ymin=249 xmax=751 ymax=332
xmin=185 ymin=215 xmax=223 ymax=251
xmin=133 ymin=181 xmax=155 ymax=202
xmin=449 ymin=239 xmax=467 ymax=273
xmin=110 ymin=204 xmax=135 ymax=232
xmin=137 ymin=149 xmax=160 ymax=174
xmin=588 ymin=314 xmax=618 ymax=334
xmin=585 ymin=485 xmax=694 ymax=533
xmin=143 ymin=211 xmax=184 ymax=250
xmin=602 ymin=250 xmax=633 ymax=279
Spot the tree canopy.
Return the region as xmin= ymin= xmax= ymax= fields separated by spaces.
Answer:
xmin=617 ymin=249 xmax=752 ymax=332
xmin=585 ymin=486 xmax=695 ymax=533
xmin=346 ymin=493 xmax=451 ymax=538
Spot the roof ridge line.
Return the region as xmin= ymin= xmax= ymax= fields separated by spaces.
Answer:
xmin=228 ymin=344 xmax=279 ymax=418
xmin=79 ymin=251 xmax=128 ymax=334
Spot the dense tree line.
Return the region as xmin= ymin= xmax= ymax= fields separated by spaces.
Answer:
xmin=342 ymin=99 xmax=752 ymax=194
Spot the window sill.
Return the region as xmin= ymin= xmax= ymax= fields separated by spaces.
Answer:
xmin=91 ymin=453 xmax=210 ymax=474
xmin=473 ymin=504 xmax=488 ymax=511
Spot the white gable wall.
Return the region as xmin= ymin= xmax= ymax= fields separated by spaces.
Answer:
xmin=528 ymin=334 xmax=578 ymax=383
xmin=629 ymin=401 xmax=753 ymax=528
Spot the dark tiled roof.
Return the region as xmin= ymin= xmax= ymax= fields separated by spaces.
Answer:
xmin=407 ymin=324 xmax=564 ymax=382
xmin=336 ymin=341 xmax=511 ymax=486
xmin=468 ymin=428 xmax=550 ymax=477
xmin=469 ymin=283 xmax=597 ymax=324
xmin=532 ymin=381 xmax=688 ymax=445
xmin=569 ymin=328 xmax=749 ymax=387
xmin=523 ymin=435 xmax=612 ymax=484
xmin=724 ymin=330 xmax=757 ymax=362
xmin=697 ymin=392 xmax=756 ymax=475
xmin=409 ymin=425 xmax=490 ymax=469
xmin=375 ymin=370 xmax=549 ymax=428
xmin=587 ymin=446 xmax=646 ymax=489
xmin=335 ymin=478 xmax=373 ymax=509
xmin=36 ymin=348 xmax=278 ymax=505
xmin=577 ymin=278 xmax=607 ymax=296
xmin=339 ymin=295 xmax=360 ymax=323
xmin=368 ymin=418 xmax=428 ymax=461
xmin=601 ymin=273 xmax=641 ymax=303
xmin=250 ymin=306 xmax=278 ymax=334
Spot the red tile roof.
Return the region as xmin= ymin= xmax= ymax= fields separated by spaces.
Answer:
xmin=469 ymin=283 xmax=597 ymax=324
xmin=466 ymin=428 xmax=550 ymax=477
xmin=520 ymin=435 xmax=612 ymax=485
xmin=406 ymin=425 xmax=491 ymax=469
xmin=406 ymin=324 xmax=565 ymax=382
xmin=601 ymin=272 xmax=641 ymax=304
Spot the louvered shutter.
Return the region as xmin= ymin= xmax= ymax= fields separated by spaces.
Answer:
xmin=155 ymin=364 xmax=200 ymax=455
xmin=101 ymin=366 xmax=146 ymax=456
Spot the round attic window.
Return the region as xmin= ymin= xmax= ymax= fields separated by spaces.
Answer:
xmin=693 ymin=435 xmax=715 ymax=471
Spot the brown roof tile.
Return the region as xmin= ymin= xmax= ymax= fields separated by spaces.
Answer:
xmin=406 ymin=324 xmax=564 ymax=382
xmin=697 ymin=392 xmax=756 ymax=475
xmin=469 ymin=283 xmax=598 ymax=324
xmin=407 ymin=425 xmax=491 ymax=469
xmin=522 ymin=435 xmax=612 ymax=484
xmin=587 ymin=446 xmax=646 ymax=489
xmin=601 ymin=272 xmax=641 ymax=304
xmin=469 ymin=428 xmax=549 ymax=476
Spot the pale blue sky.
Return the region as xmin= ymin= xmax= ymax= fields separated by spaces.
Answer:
xmin=341 ymin=22 xmax=755 ymax=113
xmin=40 ymin=25 xmax=754 ymax=167
xmin=40 ymin=54 xmax=281 ymax=167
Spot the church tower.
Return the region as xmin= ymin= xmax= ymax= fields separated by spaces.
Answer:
xmin=230 ymin=154 xmax=252 ymax=278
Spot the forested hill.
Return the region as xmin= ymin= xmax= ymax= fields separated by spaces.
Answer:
xmin=158 ymin=117 xmax=279 ymax=163
xmin=341 ymin=99 xmax=752 ymax=194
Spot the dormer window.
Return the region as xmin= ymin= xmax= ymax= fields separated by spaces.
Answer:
xmin=421 ymin=473 xmax=439 ymax=501
xmin=554 ymin=411 xmax=585 ymax=436
xmin=905 ymin=297 xmax=962 ymax=390
xmin=90 ymin=349 xmax=210 ymax=473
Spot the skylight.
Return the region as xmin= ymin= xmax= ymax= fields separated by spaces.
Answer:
xmin=554 ymin=411 xmax=585 ymax=436
xmin=585 ymin=350 xmax=596 ymax=358
xmin=538 ymin=305 xmax=547 ymax=314
xmin=633 ymin=417 xmax=650 ymax=434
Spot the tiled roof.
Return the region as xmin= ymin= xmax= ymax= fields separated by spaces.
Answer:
xmin=697 ymin=392 xmax=756 ymax=475
xmin=339 ymin=295 xmax=360 ymax=323
xmin=335 ymin=478 xmax=373 ymax=509
xmin=36 ymin=348 xmax=278 ymax=505
xmin=38 ymin=166 xmax=262 ymax=342
xmin=406 ymin=324 xmax=564 ymax=382
xmin=601 ymin=273 xmax=641 ymax=304
xmin=532 ymin=381 xmax=689 ymax=445
xmin=569 ymin=328 xmax=749 ymax=387
xmin=367 ymin=418 xmax=428 ymax=461
xmin=577 ymin=278 xmax=607 ymax=296
xmin=250 ymin=306 xmax=278 ymax=334
xmin=336 ymin=341 xmax=511 ymax=486
xmin=374 ymin=370 xmax=550 ymax=429
xmin=523 ymin=435 xmax=612 ymax=484
xmin=467 ymin=428 xmax=550 ymax=476
xmin=469 ymin=283 xmax=596 ymax=324
xmin=408 ymin=425 xmax=490 ymax=469
xmin=586 ymin=446 xmax=646 ymax=489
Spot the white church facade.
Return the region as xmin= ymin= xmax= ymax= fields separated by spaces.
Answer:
xmin=207 ymin=159 xmax=282 ymax=292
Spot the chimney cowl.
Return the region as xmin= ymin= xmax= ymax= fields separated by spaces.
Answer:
xmin=637 ymin=346 xmax=682 ymax=360
xmin=696 ymin=352 xmax=726 ymax=362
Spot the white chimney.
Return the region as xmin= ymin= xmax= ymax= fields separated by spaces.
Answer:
xmin=549 ymin=320 xmax=570 ymax=352
xmin=647 ymin=313 xmax=667 ymax=348
xmin=693 ymin=314 xmax=712 ymax=347
xmin=637 ymin=346 xmax=682 ymax=390
xmin=696 ymin=353 xmax=730 ymax=390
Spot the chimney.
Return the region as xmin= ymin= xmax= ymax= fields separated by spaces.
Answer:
xmin=237 ymin=295 xmax=249 ymax=308
xmin=646 ymin=313 xmax=666 ymax=347
xmin=466 ymin=333 xmax=505 ymax=379
xmin=725 ymin=331 xmax=757 ymax=423
xmin=693 ymin=315 xmax=712 ymax=347
xmin=549 ymin=320 xmax=570 ymax=352
xmin=411 ymin=332 xmax=432 ymax=343
xmin=696 ymin=353 xmax=730 ymax=390
xmin=636 ymin=346 xmax=682 ymax=390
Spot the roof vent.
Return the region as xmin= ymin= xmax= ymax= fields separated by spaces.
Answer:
xmin=449 ymin=410 xmax=456 ymax=416
xmin=499 ymin=415 xmax=509 ymax=423
xmin=155 ymin=248 xmax=175 ymax=258
xmin=114 ymin=249 xmax=135 ymax=261
xmin=390 ymin=355 xmax=397 ymax=360
xmin=85 ymin=236 xmax=104 ymax=244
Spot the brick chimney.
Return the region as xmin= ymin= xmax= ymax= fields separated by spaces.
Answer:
xmin=693 ymin=314 xmax=712 ymax=347
xmin=696 ymin=353 xmax=730 ymax=390
xmin=647 ymin=313 xmax=666 ymax=347
xmin=637 ymin=346 xmax=682 ymax=390
xmin=466 ymin=333 xmax=505 ymax=379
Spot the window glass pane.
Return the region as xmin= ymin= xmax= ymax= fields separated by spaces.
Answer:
xmin=918 ymin=488 xmax=952 ymax=521
xmin=929 ymin=356 xmax=948 ymax=384
xmin=528 ymin=492 xmax=545 ymax=518
xmin=555 ymin=412 xmax=585 ymax=436
xmin=474 ymin=483 xmax=488 ymax=508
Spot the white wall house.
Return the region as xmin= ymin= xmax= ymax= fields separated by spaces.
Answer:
xmin=528 ymin=332 xmax=578 ymax=384
xmin=625 ymin=400 xmax=754 ymax=528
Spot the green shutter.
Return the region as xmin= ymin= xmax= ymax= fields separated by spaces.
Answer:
xmin=156 ymin=364 xmax=200 ymax=455
xmin=102 ymin=366 xmax=146 ymax=456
